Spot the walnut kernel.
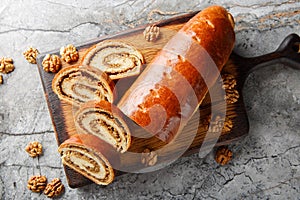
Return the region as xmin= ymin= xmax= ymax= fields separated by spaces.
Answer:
xmin=0 ymin=57 xmax=14 ymax=74
xmin=143 ymin=25 xmax=160 ymax=42
xmin=221 ymin=74 xmax=239 ymax=104
xmin=23 ymin=47 xmax=39 ymax=64
xmin=44 ymin=178 xmax=64 ymax=198
xmin=215 ymin=146 xmax=233 ymax=165
xmin=205 ymin=114 xmax=233 ymax=134
xmin=141 ymin=148 xmax=158 ymax=166
xmin=0 ymin=75 xmax=3 ymax=84
xmin=27 ymin=175 xmax=47 ymax=193
xmin=60 ymin=44 xmax=79 ymax=63
xmin=222 ymin=74 xmax=236 ymax=90
xmin=42 ymin=54 xmax=61 ymax=73
xmin=225 ymin=89 xmax=239 ymax=104
xmin=25 ymin=141 xmax=43 ymax=158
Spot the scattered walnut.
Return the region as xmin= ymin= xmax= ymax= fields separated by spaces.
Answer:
xmin=223 ymin=118 xmax=233 ymax=133
xmin=60 ymin=44 xmax=79 ymax=63
xmin=23 ymin=47 xmax=39 ymax=64
xmin=141 ymin=148 xmax=158 ymax=166
xmin=222 ymin=74 xmax=237 ymax=90
xmin=221 ymin=74 xmax=239 ymax=104
xmin=298 ymin=43 xmax=300 ymax=53
xmin=42 ymin=54 xmax=61 ymax=73
xmin=204 ymin=114 xmax=233 ymax=134
xmin=143 ymin=25 xmax=160 ymax=42
xmin=44 ymin=178 xmax=64 ymax=198
xmin=27 ymin=175 xmax=47 ymax=193
xmin=0 ymin=57 xmax=14 ymax=74
xmin=25 ymin=141 xmax=43 ymax=158
xmin=0 ymin=75 xmax=3 ymax=84
xmin=215 ymin=146 xmax=233 ymax=165
xmin=225 ymin=89 xmax=240 ymax=104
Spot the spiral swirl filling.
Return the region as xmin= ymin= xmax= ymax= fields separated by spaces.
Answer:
xmin=57 ymin=70 xmax=112 ymax=104
xmin=82 ymin=41 xmax=144 ymax=79
xmin=61 ymin=145 xmax=111 ymax=181
xmin=77 ymin=110 xmax=128 ymax=152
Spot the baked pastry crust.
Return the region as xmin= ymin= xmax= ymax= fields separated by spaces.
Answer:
xmin=118 ymin=6 xmax=235 ymax=142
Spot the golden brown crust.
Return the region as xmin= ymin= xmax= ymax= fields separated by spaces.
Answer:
xmin=58 ymin=134 xmax=119 ymax=185
xmin=52 ymin=65 xmax=115 ymax=106
xmin=74 ymin=101 xmax=131 ymax=153
xmin=118 ymin=6 xmax=235 ymax=143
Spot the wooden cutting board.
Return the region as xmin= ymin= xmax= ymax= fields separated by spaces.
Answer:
xmin=36 ymin=11 xmax=300 ymax=188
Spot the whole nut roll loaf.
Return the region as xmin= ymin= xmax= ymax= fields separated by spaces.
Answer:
xmin=118 ymin=6 xmax=235 ymax=142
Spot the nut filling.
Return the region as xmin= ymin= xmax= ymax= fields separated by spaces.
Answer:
xmin=76 ymin=110 xmax=128 ymax=152
xmin=52 ymin=67 xmax=113 ymax=106
xmin=61 ymin=146 xmax=111 ymax=181
xmin=81 ymin=41 xmax=144 ymax=79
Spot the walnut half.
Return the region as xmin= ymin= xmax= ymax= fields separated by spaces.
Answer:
xmin=27 ymin=175 xmax=47 ymax=193
xmin=141 ymin=148 xmax=158 ymax=166
xmin=143 ymin=25 xmax=160 ymax=42
xmin=204 ymin=114 xmax=233 ymax=134
xmin=23 ymin=47 xmax=39 ymax=64
xmin=215 ymin=146 xmax=233 ymax=165
xmin=25 ymin=141 xmax=43 ymax=158
xmin=221 ymin=74 xmax=239 ymax=104
xmin=44 ymin=178 xmax=64 ymax=198
xmin=0 ymin=75 xmax=3 ymax=85
xmin=42 ymin=54 xmax=61 ymax=73
xmin=0 ymin=57 xmax=14 ymax=74
xmin=60 ymin=44 xmax=79 ymax=63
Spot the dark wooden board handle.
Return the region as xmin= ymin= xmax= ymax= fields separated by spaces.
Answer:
xmin=231 ymin=34 xmax=300 ymax=86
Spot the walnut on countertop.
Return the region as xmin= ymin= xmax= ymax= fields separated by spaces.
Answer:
xmin=60 ymin=44 xmax=79 ymax=63
xmin=25 ymin=141 xmax=43 ymax=158
xmin=0 ymin=57 xmax=14 ymax=74
xmin=27 ymin=175 xmax=47 ymax=193
xmin=215 ymin=146 xmax=233 ymax=165
xmin=23 ymin=47 xmax=39 ymax=64
xmin=141 ymin=148 xmax=158 ymax=166
xmin=0 ymin=75 xmax=3 ymax=84
xmin=143 ymin=25 xmax=160 ymax=42
xmin=42 ymin=54 xmax=61 ymax=73
xmin=44 ymin=178 xmax=64 ymax=198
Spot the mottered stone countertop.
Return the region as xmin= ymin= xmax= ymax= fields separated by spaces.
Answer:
xmin=0 ymin=0 xmax=299 ymax=199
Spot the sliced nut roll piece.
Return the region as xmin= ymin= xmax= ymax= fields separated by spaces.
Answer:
xmin=81 ymin=40 xmax=145 ymax=80
xmin=58 ymin=134 xmax=119 ymax=185
xmin=75 ymin=101 xmax=131 ymax=153
xmin=52 ymin=65 xmax=115 ymax=106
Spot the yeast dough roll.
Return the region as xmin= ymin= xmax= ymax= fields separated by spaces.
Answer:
xmin=118 ymin=6 xmax=235 ymax=142
xmin=58 ymin=134 xmax=119 ymax=185
xmin=52 ymin=65 xmax=115 ymax=106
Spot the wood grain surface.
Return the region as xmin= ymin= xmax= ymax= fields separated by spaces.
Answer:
xmin=36 ymin=11 xmax=300 ymax=188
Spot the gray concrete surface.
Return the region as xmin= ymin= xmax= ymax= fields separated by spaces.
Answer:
xmin=0 ymin=0 xmax=299 ymax=199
